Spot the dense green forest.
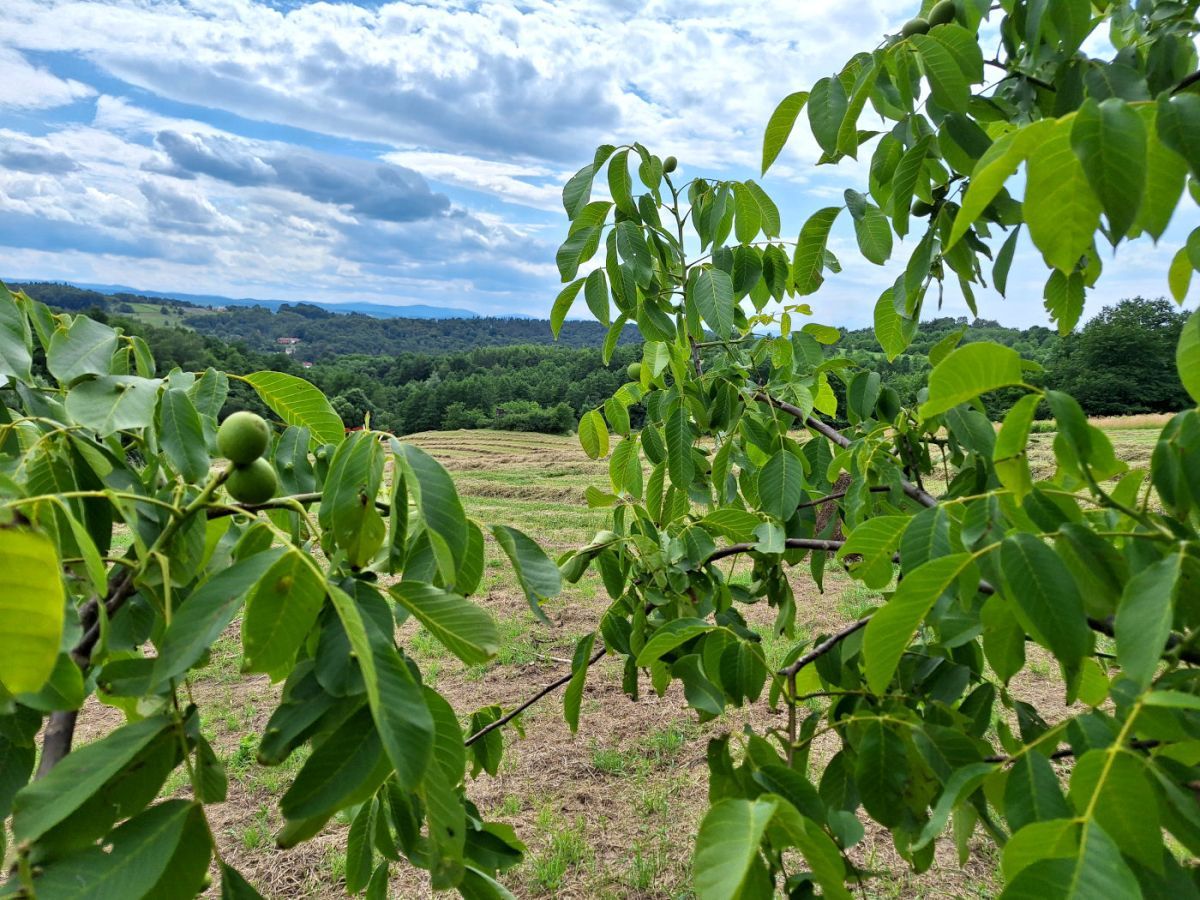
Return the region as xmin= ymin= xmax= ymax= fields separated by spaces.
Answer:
xmin=14 ymin=282 xmax=637 ymax=353
xmin=18 ymin=282 xmax=1192 ymax=434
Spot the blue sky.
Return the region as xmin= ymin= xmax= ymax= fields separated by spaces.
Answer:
xmin=1 ymin=0 xmax=1196 ymax=328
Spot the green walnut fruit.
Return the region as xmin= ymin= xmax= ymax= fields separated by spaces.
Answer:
xmin=227 ymin=458 xmax=278 ymax=504
xmin=928 ymin=0 xmax=956 ymax=26
xmin=592 ymin=529 xmax=619 ymax=546
xmin=217 ymin=411 xmax=270 ymax=464
xmin=663 ymin=156 xmax=678 ymax=174
xmin=901 ymin=17 xmax=930 ymax=36
xmin=912 ymin=199 xmax=935 ymax=217
xmin=627 ymin=361 xmax=643 ymax=381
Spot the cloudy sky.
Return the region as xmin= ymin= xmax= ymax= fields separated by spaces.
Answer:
xmin=1 ymin=0 xmax=1196 ymax=328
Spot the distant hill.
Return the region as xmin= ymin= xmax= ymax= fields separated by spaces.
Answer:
xmin=50 ymin=281 xmax=480 ymax=320
xmin=11 ymin=280 xmax=636 ymax=356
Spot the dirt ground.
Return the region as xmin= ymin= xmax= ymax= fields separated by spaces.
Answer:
xmin=51 ymin=423 xmax=1148 ymax=898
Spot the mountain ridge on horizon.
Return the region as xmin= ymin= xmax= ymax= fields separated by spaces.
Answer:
xmin=10 ymin=278 xmax=546 ymax=321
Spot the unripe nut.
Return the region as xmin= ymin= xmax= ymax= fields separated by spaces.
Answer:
xmin=217 ymin=411 xmax=270 ymax=464
xmin=901 ymin=17 xmax=930 ymax=36
xmin=929 ymin=0 xmax=956 ymax=26
xmin=227 ymin=457 xmax=278 ymax=505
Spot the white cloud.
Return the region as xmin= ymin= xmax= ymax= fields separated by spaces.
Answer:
xmin=0 ymin=46 xmax=94 ymax=109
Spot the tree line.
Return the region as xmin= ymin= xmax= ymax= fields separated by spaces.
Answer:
xmin=18 ymin=281 xmax=1194 ymax=433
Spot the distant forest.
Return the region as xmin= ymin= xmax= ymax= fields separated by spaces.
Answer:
xmin=14 ymin=281 xmax=1193 ymax=435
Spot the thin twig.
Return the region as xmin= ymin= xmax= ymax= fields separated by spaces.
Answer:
xmin=753 ymin=391 xmax=940 ymax=509
xmin=464 ymin=647 xmax=607 ymax=747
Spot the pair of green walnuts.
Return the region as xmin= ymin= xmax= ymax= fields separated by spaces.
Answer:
xmin=217 ymin=411 xmax=278 ymax=504
xmin=901 ymin=0 xmax=957 ymax=36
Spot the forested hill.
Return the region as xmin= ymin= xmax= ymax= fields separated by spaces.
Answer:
xmin=13 ymin=281 xmax=636 ymax=354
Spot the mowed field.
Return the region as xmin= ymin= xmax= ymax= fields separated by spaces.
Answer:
xmin=68 ymin=420 xmax=1166 ymax=899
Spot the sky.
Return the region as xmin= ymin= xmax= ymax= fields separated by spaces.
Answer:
xmin=1 ymin=0 xmax=1196 ymax=329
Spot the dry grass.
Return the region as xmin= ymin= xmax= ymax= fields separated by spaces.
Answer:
xmin=61 ymin=423 xmax=1164 ymax=898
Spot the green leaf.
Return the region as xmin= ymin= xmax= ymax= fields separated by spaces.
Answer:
xmin=919 ymin=342 xmax=1025 ymax=419
xmin=949 ymin=121 xmax=1053 ymax=252
xmin=855 ymin=719 xmax=909 ymax=826
xmin=1068 ymin=749 xmax=1161 ymax=870
xmin=763 ymin=91 xmax=809 ymax=173
xmin=910 ymin=33 xmax=969 ymax=112
xmin=0 ymin=528 xmax=65 ymax=695
xmin=1025 ymin=119 xmax=1103 ymax=273
xmin=242 ymin=548 xmax=326 ymax=674
xmin=391 ymin=582 xmax=498 ymax=667
xmin=220 ymin=863 xmax=266 ymax=899
xmin=864 ymin=553 xmax=973 ymax=695
xmin=635 ymin=618 xmax=713 ymax=667
xmin=550 ymin=279 xmax=584 ymax=338
xmin=690 ymin=268 xmax=735 ymax=338
xmin=874 ymin=287 xmax=916 ymax=361
xmin=758 ymin=449 xmax=805 ymax=521
xmin=607 ymin=149 xmax=635 ymax=217
xmin=890 ymin=136 xmax=931 ymax=238
xmin=700 ymin=508 xmax=763 ymax=542
xmin=913 ymin=763 xmax=995 ymax=851
xmin=66 ymin=375 xmax=161 ymax=436
xmin=1043 ymin=270 xmax=1086 ymax=335
xmin=157 ymin=388 xmax=209 ymax=483
xmin=1169 ymin=246 xmax=1194 ymax=303
xmin=563 ymin=632 xmax=597 ymax=733
xmin=609 ymin=434 xmax=642 ymax=497
xmin=1000 ymin=534 xmax=1090 ymax=666
xmin=1001 ymin=821 xmax=1140 ymax=899
xmin=1178 ymin=308 xmax=1200 ymax=403
xmin=852 ymin=203 xmax=892 ymax=265
xmin=562 ymin=163 xmax=595 ymax=219
xmin=1156 ymin=93 xmax=1200 ymax=180
xmin=615 ymin=220 xmax=653 ymax=287
xmin=792 ymin=207 xmax=842 ymax=296
xmin=664 ymin=402 xmax=694 ymax=490
xmin=1115 ymin=553 xmax=1183 ymax=689
xmin=0 ymin=283 xmax=33 ymax=381
xmin=767 ymin=801 xmax=852 ymax=899
xmin=326 ymin=586 xmax=433 ymax=791
xmin=12 ymin=715 xmax=171 ymax=842
xmin=1070 ymin=98 xmax=1146 ymax=241
xmin=47 ymin=315 xmax=118 ymax=383
xmin=807 ymin=77 xmax=847 ymax=155
xmin=693 ymin=797 xmax=778 ymax=900
xmin=1001 ymin=819 xmax=1078 ymax=882
xmin=1132 ymin=105 xmax=1188 ymax=241
xmin=322 ymin=431 xmax=386 ymax=570
xmin=281 ymin=705 xmax=387 ymax=821
xmin=243 ymin=371 xmax=344 ymax=447
xmin=397 ymin=442 xmax=467 ymax=578
xmin=1006 ymin=752 xmax=1071 ymax=832
xmin=30 ymin=800 xmax=197 ymax=900
xmin=745 ymin=180 xmax=781 ymax=237
xmin=155 ymin=549 xmax=285 ymax=685
xmin=994 ymin=393 xmax=1041 ymax=500
xmin=580 ymin=270 xmax=607 ymax=328
xmin=837 ymin=515 xmax=907 ymax=589
xmin=993 ymin=226 xmax=1021 ymax=297
xmin=490 ymin=525 xmax=561 ymax=624
xmin=578 ymin=408 xmax=610 ymax=459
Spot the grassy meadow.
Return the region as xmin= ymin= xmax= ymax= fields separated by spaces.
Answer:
xmin=72 ymin=419 xmax=1166 ymax=898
